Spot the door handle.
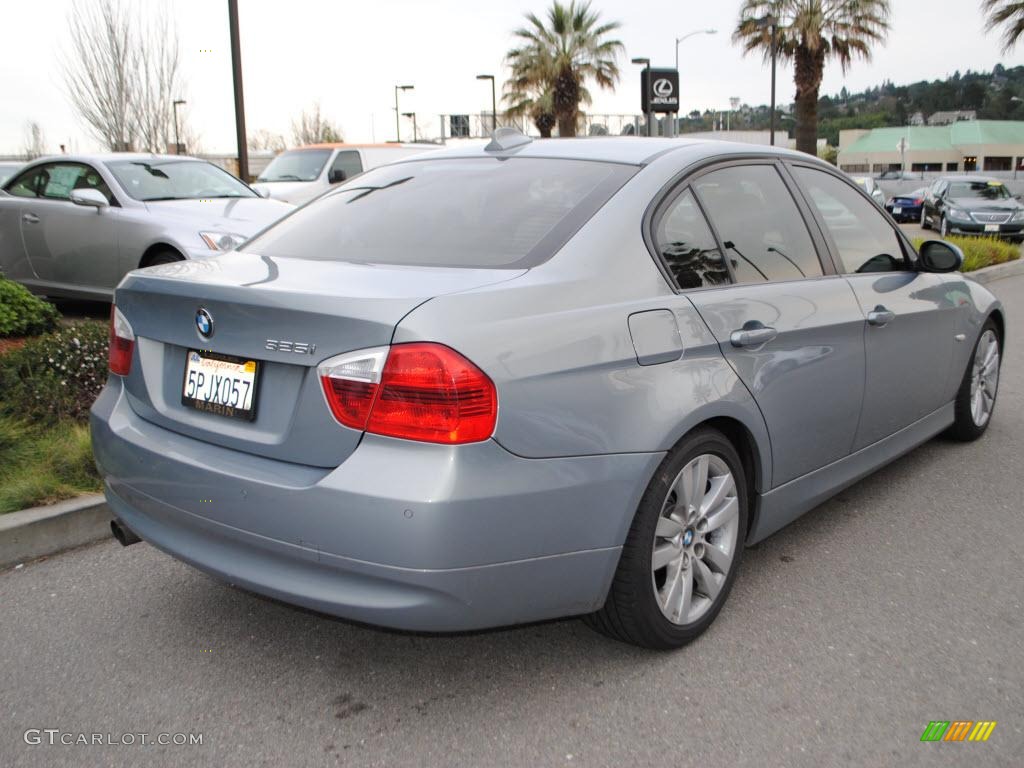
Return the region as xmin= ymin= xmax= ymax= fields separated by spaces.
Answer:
xmin=730 ymin=323 xmax=778 ymax=348
xmin=22 ymin=212 xmax=39 ymax=224
xmin=867 ymin=305 xmax=896 ymax=327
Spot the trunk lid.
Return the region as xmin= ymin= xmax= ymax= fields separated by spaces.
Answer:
xmin=115 ymin=251 xmax=524 ymax=467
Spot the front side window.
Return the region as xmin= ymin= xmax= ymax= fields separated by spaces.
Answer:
xmin=242 ymin=157 xmax=633 ymax=269
xmin=693 ymin=165 xmax=823 ymax=283
xmin=256 ymin=149 xmax=332 ymax=182
xmin=794 ymin=167 xmax=907 ymax=274
xmin=653 ymin=189 xmax=729 ymax=288
xmin=329 ymin=151 xmax=363 ymax=182
xmin=107 ymin=159 xmax=255 ymax=201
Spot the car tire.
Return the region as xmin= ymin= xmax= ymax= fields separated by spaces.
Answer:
xmin=920 ymin=207 xmax=931 ymax=230
xmin=947 ymin=319 xmax=1001 ymax=442
xmin=940 ymin=215 xmax=949 ymax=238
xmin=142 ymin=249 xmax=184 ymax=268
xmin=585 ymin=428 xmax=748 ymax=650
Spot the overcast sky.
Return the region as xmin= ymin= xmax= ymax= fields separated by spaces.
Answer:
xmin=1 ymin=0 xmax=1018 ymax=155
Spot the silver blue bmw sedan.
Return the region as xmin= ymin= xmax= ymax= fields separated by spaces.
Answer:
xmin=90 ymin=131 xmax=1003 ymax=649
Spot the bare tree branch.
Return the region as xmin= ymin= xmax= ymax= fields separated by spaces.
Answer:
xmin=249 ymin=129 xmax=287 ymax=152
xmin=22 ymin=121 xmax=48 ymax=159
xmin=291 ymin=103 xmax=343 ymax=145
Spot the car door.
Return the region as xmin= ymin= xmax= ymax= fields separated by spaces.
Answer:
xmin=18 ymin=161 xmax=120 ymax=293
xmin=0 ymin=164 xmax=48 ymax=281
xmin=660 ymin=161 xmax=867 ymax=488
xmin=791 ymin=164 xmax=958 ymax=449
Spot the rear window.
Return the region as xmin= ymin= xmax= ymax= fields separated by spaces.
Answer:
xmin=241 ymin=157 xmax=633 ymax=269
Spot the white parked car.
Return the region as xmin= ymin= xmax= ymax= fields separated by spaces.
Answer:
xmin=252 ymin=143 xmax=438 ymax=205
xmin=0 ymin=153 xmax=294 ymax=300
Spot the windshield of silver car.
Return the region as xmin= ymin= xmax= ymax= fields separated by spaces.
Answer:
xmin=107 ymin=159 xmax=256 ymax=202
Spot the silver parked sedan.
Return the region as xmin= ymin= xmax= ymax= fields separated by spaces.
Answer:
xmin=91 ymin=132 xmax=1003 ymax=649
xmin=0 ymin=154 xmax=293 ymax=300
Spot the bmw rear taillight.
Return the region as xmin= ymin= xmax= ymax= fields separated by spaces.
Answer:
xmin=914 ymin=198 xmax=924 ymax=205
xmin=108 ymin=305 xmax=135 ymax=376
xmin=318 ymin=343 xmax=497 ymax=444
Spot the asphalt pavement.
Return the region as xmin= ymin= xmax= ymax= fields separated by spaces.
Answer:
xmin=3 ymin=277 xmax=1024 ymax=768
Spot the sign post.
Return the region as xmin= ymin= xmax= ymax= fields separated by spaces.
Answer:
xmin=641 ymin=68 xmax=680 ymax=138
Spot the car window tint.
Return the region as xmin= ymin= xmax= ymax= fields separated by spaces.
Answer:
xmin=242 ymin=157 xmax=633 ymax=269
xmin=654 ymin=189 xmax=730 ymax=288
xmin=4 ymin=166 xmax=46 ymax=198
xmin=693 ymin=165 xmax=822 ymax=283
xmin=330 ymin=151 xmax=363 ymax=182
xmin=794 ymin=167 xmax=906 ymax=274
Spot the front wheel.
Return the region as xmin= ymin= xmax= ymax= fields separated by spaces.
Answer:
xmin=920 ymin=207 xmax=931 ymax=230
xmin=585 ymin=428 xmax=748 ymax=649
xmin=940 ymin=215 xmax=949 ymax=238
xmin=947 ymin=320 xmax=1001 ymax=441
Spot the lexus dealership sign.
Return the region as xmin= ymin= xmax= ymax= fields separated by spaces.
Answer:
xmin=641 ymin=68 xmax=680 ymax=113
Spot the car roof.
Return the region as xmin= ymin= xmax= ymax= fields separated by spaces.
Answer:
xmin=939 ymin=175 xmax=1002 ymax=183
xmin=293 ymin=143 xmax=431 ymax=151
xmin=17 ymin=152 xmax=207 ymax=167
xmin=389 ymin=136 xmax=815 ymax=168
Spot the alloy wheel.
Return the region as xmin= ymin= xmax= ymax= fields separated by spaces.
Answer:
xmin=970 ymin=329 xmax=1000 ymax=427
xmin=651 ymin=454 xmax=739 ymax=626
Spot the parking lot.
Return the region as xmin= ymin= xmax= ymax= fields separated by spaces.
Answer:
xmin=3 ymin=276 xmax=1022 ymax=767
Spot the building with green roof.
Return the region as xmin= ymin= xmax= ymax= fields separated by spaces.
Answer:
xmin=837 ymin=120 xmax=1024 ymax=175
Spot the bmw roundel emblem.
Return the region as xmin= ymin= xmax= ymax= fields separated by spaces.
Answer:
xmin=195 ymin=308 xmax=214 ymax=338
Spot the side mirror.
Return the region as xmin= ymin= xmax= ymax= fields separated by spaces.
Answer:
xmin=328 ymin=168 xmax=346 ymax=184
xmin=70 ymin=188 xmax=109 ymax=209
xmin=918 ymin=240 xmax=963 ymax=273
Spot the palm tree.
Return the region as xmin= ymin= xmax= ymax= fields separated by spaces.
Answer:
xmin=504 ymin=1 xmax=623 ymax=138
xmin=734 ymin=1 xmax=890 ymax=155
xmin=982 ymin=1 xmax=1024 ymax=51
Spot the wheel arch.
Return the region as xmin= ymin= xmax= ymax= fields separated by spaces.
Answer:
xmin=138 ymin=243 xmax=184 ymax=268
xmin=666 ymin=414 xmax=768 ymax=543
xmin=988 ymin=308 xmax=1005 ymax=346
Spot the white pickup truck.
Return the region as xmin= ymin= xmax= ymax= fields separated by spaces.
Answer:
xmin=252 ymin=143 xmax=437 ymax=205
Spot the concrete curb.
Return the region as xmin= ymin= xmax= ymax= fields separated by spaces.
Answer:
xmin=966 ymin=258 xmax=1024 ymax=285
xmin=0 ymin=494 xmax=111 ymax=569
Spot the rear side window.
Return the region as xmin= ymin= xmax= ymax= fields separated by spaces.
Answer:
xmin=653 ymin=189 xmax=729 ymax=288
xmin=693 ymin=165 xmax=822 ymax=283
xmin=242 ymin=158 xmax=633 ymax=269
xmin=4 ymin=166 xmax=46 ymax=198
xmin=793 ymin=167 xmax=907 ymax=274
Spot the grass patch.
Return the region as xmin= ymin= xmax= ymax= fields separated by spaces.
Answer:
xmin=912 ymin=235 xmax=1021 ymax=273
xmin=0 ymin=415 xmax=101 ymax=514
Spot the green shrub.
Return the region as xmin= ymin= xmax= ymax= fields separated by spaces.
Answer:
xmin=0 ymin=277 xmax=60 ymax=337
xmin=0 ymin=321 xmax=109 ymax=424
xmin=912 ymin=235 xmax=1020 ymax=273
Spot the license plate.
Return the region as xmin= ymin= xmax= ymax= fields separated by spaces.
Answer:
xmin=893 ymin=207 xmax=902 ymax=214
xmin=181 ymin=350 xmax=260 ymax=421
xmin=984 ymin=224 xmax=1000 ymax=233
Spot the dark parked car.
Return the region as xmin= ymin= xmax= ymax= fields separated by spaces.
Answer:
xmin=921 ymin=176 xmax=1024 ymax=241
xmin=885 ymin=187 xmax=926 ymax=223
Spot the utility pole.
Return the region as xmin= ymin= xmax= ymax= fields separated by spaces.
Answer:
xmin=228 ymin=0 xmax=248 ymax=180
xmin=394 ymin=85 xmax=414 ymax=142
xmin=172 ymin=99 xmax=186 ymax=154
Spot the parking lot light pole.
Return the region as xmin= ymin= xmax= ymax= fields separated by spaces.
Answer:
xmin=228 ymin=0 xmax=248 ymax=180
xmin=172 ymin=99 xmax=186 ymax=154
xmin=394 ymin=85 xmax=414 ymax=142
xmin=631 ymin=57 xmax=651 ymax=137
xmin=477 ymin=74 xmax=497 ymax=134
xmin=674 ymin=28 xmax=716 ymax=71
xmin=402 ymin=112 xmax=418 ymax=142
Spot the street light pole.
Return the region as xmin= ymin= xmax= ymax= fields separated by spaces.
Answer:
xmin=402 ymin=112 xmax=418 ymax=142
xmin=476 ymin=74 xmax=497 ymax=133
xmin=754 ymin=15 xmax=779 ymax=146
xmin=631 ymin=57 xmax=651 ymax=137
xmin=673 ymin=29 xmax=716 ymax=138
xmin=172 ymin=99 xmax=186 ymax=154
xmin=394 ymin=84 xmax=413 ymax=142
xmin=227 ymin=0 xmax=248 ymax=180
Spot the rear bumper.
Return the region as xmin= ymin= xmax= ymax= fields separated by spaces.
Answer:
xmin=90 ymin=379 xmax=662 ymax=631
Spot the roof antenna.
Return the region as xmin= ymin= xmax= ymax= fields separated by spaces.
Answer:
xmin=485 ymin=127 xmax=533 ymax=152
